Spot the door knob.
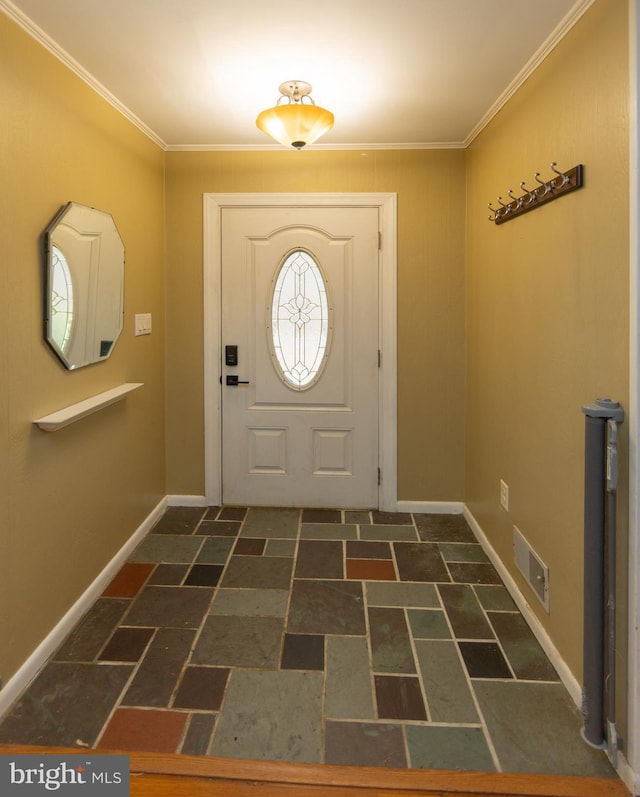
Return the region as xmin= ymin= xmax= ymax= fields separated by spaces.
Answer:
xmin=226 ymin=375 xmax=250 ymax=386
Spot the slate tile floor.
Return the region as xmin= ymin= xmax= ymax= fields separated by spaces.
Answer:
xmin=0 ymin=507 xmax=616 ymax=777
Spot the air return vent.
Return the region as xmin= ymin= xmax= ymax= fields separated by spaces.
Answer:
xmin=513 ymin=526 xmax=550 ymax=612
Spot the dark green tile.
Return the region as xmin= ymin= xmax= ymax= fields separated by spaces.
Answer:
xmin=0 ymin=662 xmax=133 ymax=747
xmin=148 ymin=564 xmax=189 ymax=585
xmin=241 ymin=507 xmax=300 ymax=538
xmin=198 ymin=520 xmax=242 ymax=537
xmin=371 ymin=511 xmax=413 ymax=525
xmin=192 ymin=615 xmax=283 ymax=667
xmin=302 ymin=509 xmax=342 ymax=523
xmin=125 ymin=585 xmax=213 ymax=628
xmin=344 ymin=511 xmax=371 ymax=525
xmin=488 ymin=612 xmax=560 ymax=681
xmin=151 ymin=506 xmax=206 ymax=535
xmin=394 ymin=542 xmax=450 ymax=582
xmin=295 ymin=540 xmax=343 ymax=578
xmin=438 ymin=583 xmax=494 ymax=639
xmin=196 ymin=536 xmax=234 ymax=564
xmin=474 ymin=584 xmax=517 ymax=611
xmin=415 ymin=514 xmax=476 ymax=543
xmin=301 ymin=523 xmax=358 ymax=540
xmin=123 ymin=628 xmax=195 ymax=707
xmin=288 ymin=580 xmax=365 ymax=635
xmin=346 ymin=540 xmax=392 ymax=559
xmin=458 ymin=641 xmax=512 ymax=679
xmin=221 ymin=555 xmax=293 ymax=589
xmin=448 ymin=561 xmax=502 ymax=584
xmin=129 ymin=534 xmax=203 ymax=564
xmin=53 ymin=598 xmax=129 ymax=662
xmin=180 ymin=713 xmax=217 ymax=756
xmin=184 ymin=564 xmax=224 ymax=586
xmin=438 ymin=543 xmax=488 ymax=563
xmin=281 ymin=634 xmax=325 ymax=670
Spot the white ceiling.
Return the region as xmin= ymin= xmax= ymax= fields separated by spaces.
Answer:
xmin=3 ymin=0 xmax=589 ymax=150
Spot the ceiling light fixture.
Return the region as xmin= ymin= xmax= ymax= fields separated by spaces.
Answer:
xmin=256 ymin=81 xmax=334 ymax=149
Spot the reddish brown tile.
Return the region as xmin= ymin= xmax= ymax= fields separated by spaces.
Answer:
xmin=102 ymin=563 xmax=155 ymax=598
xmin=97 ymin=707 xmax=187 ymax=753
xmin=346 ymin=559 xmax=397 ymax=581
xmin=234 ymin=538 xmax=266 ymax=555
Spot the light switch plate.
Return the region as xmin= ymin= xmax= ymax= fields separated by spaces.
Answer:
xmin=134 ymin=313 xmax=152 ymax=336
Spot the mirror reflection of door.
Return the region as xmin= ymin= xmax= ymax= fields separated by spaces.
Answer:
xmin=44 ymin=202 xmax=125 ymax=370
xmin=50 ymin=245 xmax=74 ymax=356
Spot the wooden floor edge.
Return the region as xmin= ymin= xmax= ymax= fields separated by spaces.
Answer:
xmin=0 ymin=745 xmax=630 ymax=797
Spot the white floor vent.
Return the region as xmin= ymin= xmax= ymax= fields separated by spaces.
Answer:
xmin=513 ymin=526 xmax=550 ymax=612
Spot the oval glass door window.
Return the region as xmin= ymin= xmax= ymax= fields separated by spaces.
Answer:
xmin=270 ymin=249 xmax=331 ymax=390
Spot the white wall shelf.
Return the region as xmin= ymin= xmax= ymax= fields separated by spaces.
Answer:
xmin=33 ymin=382 xmax=143 ymax=431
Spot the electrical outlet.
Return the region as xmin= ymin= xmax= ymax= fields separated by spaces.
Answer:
xmin=500 ymin=479 xmax=509 ymax=511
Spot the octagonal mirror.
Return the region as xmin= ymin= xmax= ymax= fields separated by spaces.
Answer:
xmin=44 ymin=202 xmax=125 ymax=370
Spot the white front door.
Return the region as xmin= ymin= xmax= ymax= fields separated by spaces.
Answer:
xmin=220 ymin=205 xmax=379 ymax=508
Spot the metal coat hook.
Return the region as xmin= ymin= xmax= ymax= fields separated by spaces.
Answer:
xmin=507 ymin=189 xmax=522 ymax=209
xmin=519 ymin=180 xmax=536 ymax=205
xmin=534 ymin=172 xmax=551 ymax=197
xmin=550 ymin=162 xmax=570 ymax=189
xmin=487 ymin=163 xmax=584 ymax=224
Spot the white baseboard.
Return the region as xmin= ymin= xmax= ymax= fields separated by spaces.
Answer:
xmin=167 ymin=494 xmax=208 ymax=507
xmin=0 ymin=497 xmax=167 ymax=721
xmin=462 ymin=506 xmax=582 ymax=708
xmin=397 ymin=500 xmax=464 ymax=514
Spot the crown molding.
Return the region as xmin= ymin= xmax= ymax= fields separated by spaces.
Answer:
xmin=2 ymin=0 xmax=594 ymax=153
xmin=164 ymin=141 xmax=467 ymax=152
xmin=463 ymin=0 xmax=596 ymax=146
xmin=0 ymin=0 xmax=167 ymax=150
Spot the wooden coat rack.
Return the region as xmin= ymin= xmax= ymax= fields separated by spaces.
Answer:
xmin=488 ymin=163 xmax=584 ymax=225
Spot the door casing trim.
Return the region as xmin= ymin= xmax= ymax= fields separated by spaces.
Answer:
xmin=203 ymin=192 xmax=398 ymax=510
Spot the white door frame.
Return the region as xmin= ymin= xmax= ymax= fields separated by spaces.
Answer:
xmin=203 ymin=193 xmax=398 ymax=511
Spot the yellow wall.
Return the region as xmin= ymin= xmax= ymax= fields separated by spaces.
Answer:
xmin=0 ymin=0 xmax=632 ymax=745
xmin=466 ymin=0 xmax=629 ymax=712
xmin=0 ymin=15 xmax=166 ymax=682
xmin=164 ymin=149 xmax=467 ymax=501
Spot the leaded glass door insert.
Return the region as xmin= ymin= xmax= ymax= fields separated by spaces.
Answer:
xmin=270 ymin=249 xmax=331 ymax=390
xmin=50 ymin=245 xmax=74 ymax=355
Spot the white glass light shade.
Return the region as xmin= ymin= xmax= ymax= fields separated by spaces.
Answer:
xmin=256 ymin=103 xmax=334 ymax=149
